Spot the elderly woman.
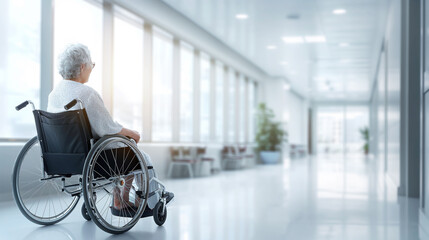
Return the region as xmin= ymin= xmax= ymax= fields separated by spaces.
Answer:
xmin=47 ymin=43 xmax=141 ymax=210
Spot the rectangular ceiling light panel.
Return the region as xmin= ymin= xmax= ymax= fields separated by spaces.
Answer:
xmin=304 ymin=35 xmax=326 ymax=43
xmin=282 ymin=36 xmax=304 ymax=43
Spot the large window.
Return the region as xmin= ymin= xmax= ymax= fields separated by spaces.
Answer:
xmin=112 ymin=13 xmax=144 ymax=133
xmin=200 ymin=53 xmax=211 ymax=142
xmin=317 ymin=107 xmax=345 ymax=154
xmin=53 ymin=0 xmax=103 ymax=94
xmin=215 ymin=63 xmax=224 ymax=142
xmin=180 ymin=43 xmax=194 ymax=142
xmin=152 ymin=30 xmax=173 ymax=141
xmin=316 ymin=106 xmax=369 ymax=155
xmin=0 ymin=0 xmax=41 ymax=138
xmin=228 ymin=69 xmax=236 ymax=142
xmin=344 ymin=106 xmax=369 ymax=154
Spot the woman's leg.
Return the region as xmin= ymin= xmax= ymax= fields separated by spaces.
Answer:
xmin=122 ymin=175 xmax=134 ymax=203
xmin=113 ymin=175 xmax=135 ymax=209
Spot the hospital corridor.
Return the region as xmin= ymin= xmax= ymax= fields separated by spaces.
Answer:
xmin=0 ymin=0 xmax=427 ymax=239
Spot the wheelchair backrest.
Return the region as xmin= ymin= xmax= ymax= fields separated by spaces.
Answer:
xmin=32 ymin=109 xmax=93 ymax=175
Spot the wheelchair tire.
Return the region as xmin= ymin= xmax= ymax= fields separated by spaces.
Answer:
xmin=81 ymin=203 xmax=91 ymax=221
xmin=12 ymin=136 xmax=80 ymax=225
xmin=82 ymin=135 xmax=150 ymax=234
xmin=153 ymin=201 xmax=167 ymax=226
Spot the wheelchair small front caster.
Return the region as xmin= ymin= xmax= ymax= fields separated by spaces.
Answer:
xmin=81 ymin=204 xmax=91 ymax=221
xmin=153 ymin=201 xmax=167 ymax=226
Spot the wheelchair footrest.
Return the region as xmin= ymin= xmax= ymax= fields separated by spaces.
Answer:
xmin=135 ymin=191 xmax=158 ymax=199
xmin=110 ymin=205 xmax=153 ymax=218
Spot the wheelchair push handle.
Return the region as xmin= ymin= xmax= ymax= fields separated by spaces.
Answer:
xmin=15 ymin=101 xmax=29 ymax=111
xmin=16 ymin=100 xmax=35 ymax=111
xmin=64 ymin=99 xmax=84 ymax=110
xmin=64 ymin=99 xmax=77 ymax=110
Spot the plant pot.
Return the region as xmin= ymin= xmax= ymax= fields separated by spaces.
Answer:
xmin=259 ymin=151 xmax=281 ymax=164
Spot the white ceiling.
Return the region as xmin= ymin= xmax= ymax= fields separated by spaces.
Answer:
xmin=161 ymin=0 xmax=389 ymax=102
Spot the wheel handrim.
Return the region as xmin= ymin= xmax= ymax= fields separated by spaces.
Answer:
xmin=83 ymin=137 xmax=149 ymax=233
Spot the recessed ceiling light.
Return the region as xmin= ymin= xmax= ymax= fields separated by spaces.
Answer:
xmin=333 ymin=9 xmax=346 ymax=15
xmin=282 ymin=36 xmax=304 ymax=43
xmin=339 ymin=42 xmax=349 ymax=47
xmin=286 ymin=14 xmax=300 ymax=20
xmin=305 ymin=35 xmax=326 ymax=43
xmin=280 ymin=61 xmax=288 ymax=65
xmin=283 ymin=83 xmax=291 ymax=90
xmin=266 ymin=45 xmax=277 ymax=50
xmin=236 ymin=14 xmax=248 ymax=19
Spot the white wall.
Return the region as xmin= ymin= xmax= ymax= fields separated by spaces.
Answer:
xmin=0 ymin=143 xmax=171 ymax=202
xmin=370 ymin=0 xmax=401 ymax=188
xmin=287 ymin=92 xmax=308 ymax=145
xmin=385 ymin=0 xmax=401 ymax=187
xmin=0 ymin=142 xmax=226 ymax=202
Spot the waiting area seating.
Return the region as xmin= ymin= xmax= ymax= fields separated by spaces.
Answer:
xmin=222 ymin=145 xmax=255 ymax=170
xmin=167 ymin=144 xmax=256 ymax=178
xmin=289 ymin=144 xmax=307 ymax=158
xmin=167 ymin=146 xmax=214 ymax=178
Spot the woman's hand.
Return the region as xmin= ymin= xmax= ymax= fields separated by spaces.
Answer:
xmin=130 ymin=130 xmax=140 ymax=143
xmin=118 ymin=128 xmax=141 ymax=143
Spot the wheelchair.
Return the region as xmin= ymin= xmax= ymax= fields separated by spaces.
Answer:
xmin=12 ymin=99 xmax=173 ymax=234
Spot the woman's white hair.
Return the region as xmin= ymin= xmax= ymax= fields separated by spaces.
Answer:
xmin=58 ymin=43 xmax=92 ymax=80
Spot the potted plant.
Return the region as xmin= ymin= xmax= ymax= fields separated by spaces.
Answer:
xmin=359 ymin=126 xmax=369 ymax=155
xmin=255 ymin=103 xmax=287 ymax=164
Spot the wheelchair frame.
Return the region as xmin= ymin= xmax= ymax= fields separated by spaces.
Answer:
xmin=12 ymin=99 xmax=170 ymax=234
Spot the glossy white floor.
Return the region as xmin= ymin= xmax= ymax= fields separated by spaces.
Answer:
xmin=0 ymin=154 xmax=420 ymax=240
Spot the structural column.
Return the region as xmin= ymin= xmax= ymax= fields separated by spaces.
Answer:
xmin=399 ymin=0 xmax=421 ymax=198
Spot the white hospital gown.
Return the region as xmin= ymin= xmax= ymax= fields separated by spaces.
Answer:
xmin=47 ymin=80 xmax=122 ymax=139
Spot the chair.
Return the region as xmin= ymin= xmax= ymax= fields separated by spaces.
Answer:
xmin=196 ymin=147 xmax=214 ymax=176
xmin=167 ymin=147 xmax=195 ymax=178
xmin=222 ymin=145 xmax=244 ymax=170
xmin=238 ymin=145 xmax=255 ymax=168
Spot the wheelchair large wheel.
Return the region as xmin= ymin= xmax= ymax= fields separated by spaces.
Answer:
xmin=12 ymin=136 xmax=80 ymax=225
xmin=82 ymin=135 xmax=150 ymax=234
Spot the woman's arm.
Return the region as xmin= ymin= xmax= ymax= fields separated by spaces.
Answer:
xmin=118 ymin=128 xmax=141 ymax=143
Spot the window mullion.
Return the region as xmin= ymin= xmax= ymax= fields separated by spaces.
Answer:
xmin=210 ymin=58 xmax=216 ymax=142
xmin=193 ymin=50 xmax=201 ymax=143
xmin=142 ymin=23 xmax=153 ymax=142
xmin=223 ymin=66 xmax=229 ymax=143
xmin=172 ymin=38 xmax=180 ymax=142
xmin=244 ymin=77 xmax=249 ymax=143
xmin=40 ymin=0 xmax=54 ymax=111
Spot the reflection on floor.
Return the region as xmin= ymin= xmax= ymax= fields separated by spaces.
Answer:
xmin=0 ymin=154 xmax=420 ymax=240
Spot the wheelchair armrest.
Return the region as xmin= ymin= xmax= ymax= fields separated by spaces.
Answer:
xmin=98 ymin=134 xmax=137 ymax=145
